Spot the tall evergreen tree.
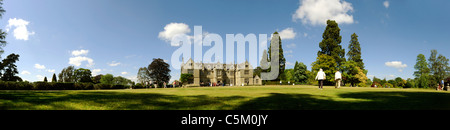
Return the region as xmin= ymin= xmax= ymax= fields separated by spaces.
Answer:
xmin=43 ymin=77 xmax=48 ymax=82
xmin=318 ymin=20 xmax=346 ymax=68
xmin=267 ymin=32 xmax=286 ymax=81
xmin=51 ymin=73 xmax=57 ymax=82
xmin=347 ymin=33 xmax=364 ymax=70
xmin=293 ymin=61 xmax=308 ymax=83
xmin=414 ymin=54 xmax=430 ymax=88
xmin=1 ymin=53 xmax=21 ymax=81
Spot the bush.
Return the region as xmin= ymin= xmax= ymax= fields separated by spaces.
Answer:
xmin=0 ymin=81 xmax=33 ymax=90
xmin=0 ymin=81 xmax=128 ymax=90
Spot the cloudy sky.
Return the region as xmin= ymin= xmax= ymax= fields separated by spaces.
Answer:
xmin=1 ymin=0 xmax=450 ymax=82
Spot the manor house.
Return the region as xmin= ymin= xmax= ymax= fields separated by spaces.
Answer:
xmin=181 ymin=58 xmax=262 ymax=86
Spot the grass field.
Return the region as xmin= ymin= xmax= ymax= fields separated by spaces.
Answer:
xmin=1 ymin=85 xmax=449 ymax=110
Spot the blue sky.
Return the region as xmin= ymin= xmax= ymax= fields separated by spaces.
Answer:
xmin=1 ymin=0 xmax=449 ymax=82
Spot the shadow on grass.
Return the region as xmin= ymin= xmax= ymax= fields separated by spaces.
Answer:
xmin=0 ymin=91 xmax=245 ymax=110
xmin=236 ymin=91 xmax=450 ymax=110
xmin=1 ymin=90 xmax=450 ymax=110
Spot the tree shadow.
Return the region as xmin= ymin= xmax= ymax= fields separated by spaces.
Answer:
xmin=2 ymin=90 xmax=450 ymax=110
xmin=236 ymin=92 xmax=450 ymax=110
xmin=0 ymin=91 xmax=245 ymax=110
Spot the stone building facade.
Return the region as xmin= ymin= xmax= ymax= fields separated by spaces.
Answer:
xmin=181 ymin=58 xmax=262 ymax=86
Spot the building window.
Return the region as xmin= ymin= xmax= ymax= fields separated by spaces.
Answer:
xmin=217 ymin=71 xmax=221 ymax=75
xmin=244 ymin=70 xmax=249 ymax=75
xmin=255 ymin=79 xmax=259 ymax=84
xmin=188 ymin=69 xmax=193 ymax=74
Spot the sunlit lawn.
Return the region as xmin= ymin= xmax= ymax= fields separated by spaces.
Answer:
xmin=1 ymin=85 xmax=449 ymax=110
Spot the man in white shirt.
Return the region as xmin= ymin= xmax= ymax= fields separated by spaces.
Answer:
xmin=335 ymin=70 xmax=342 ymax=88
xmin=315 ymin=68 xmax=326 ymax=89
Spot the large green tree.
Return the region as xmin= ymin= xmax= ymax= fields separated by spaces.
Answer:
xmin=428 ymin=50 xmax=450 ymax=87
xmin=137 ymin=67 xmax=151 ymax=85
xmin=342 ymin=60 xmax=367 ymax=87
xmin=267 ymin=32 xmax=286 ymax=81
xmin=147 ymin=58 xmax=171 ymax=86
xmin=1 ymin=53 xmax=22 ymax=82
xmin=58 ymin=66 xmax=75 ymax=82
xmin=73 ymin=68 xmax=92 ymax=83
xmin=100 ymin=74 xmax=114 ymax=84
xmin=293 ymin=61 xmax=308 ymax=83
xmin=318 ymin=20 xmax=346 ymax=69
xmin=414 ymin=54 xmax=430 ymax=88
xmin=347 ymin=33 xmax=364 ymax=70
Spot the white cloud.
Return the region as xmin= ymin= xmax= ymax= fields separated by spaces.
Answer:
xmin=34 ymin=64 xmax=46 ymax=69
xmin=286 ymin=43 xmax=296 ymax=48
xmin=36 ymin=75 xmax=45 ymax=81
xmin=47 ymin=69 xmax=55 ymax=73
xmin=69 ymin=56 xmax=94 ymax=67
xmin=385 ymin=61 xmax=407 ymax=72
xmin=383 ymin=1 xmax=389 ymax=9
xmin=285 ymin=50 xmax=293 ymax=54
xmin=286 ymin=61 xmax=295 ymax=66
xmin=71 ymin=49 xmax=89 ymax=56
xmin=5 ymin=18 xmax=35 ymax=41
xmin=92 ymin=69 xmax=101 ymax=76
xmin=108 ymin=61 xmax=121 ymax=67
xmin=293 ymin=0 xmax=354 ymax=26
xmin=158 ymin=23 xmax=191 ymax=43
xmin=121 ymin=72 xmax=128 ymax=75
xmin=278 ymin=28 xmax=296 ymax=40
xmin=21 ymin=70 xmax=31 ymax=75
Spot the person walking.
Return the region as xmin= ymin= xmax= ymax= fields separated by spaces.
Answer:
xmin=315 ymin=68 xmax=326 ymax=90
xmin=335 ymin=70 xmax=342 ymax=88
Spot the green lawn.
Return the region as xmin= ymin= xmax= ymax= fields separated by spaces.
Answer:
xmin=1 ymin=85 xmax=449 ymax=110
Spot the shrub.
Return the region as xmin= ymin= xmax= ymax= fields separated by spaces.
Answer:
xmin=0 ymin=81 xmax=33 ymax=90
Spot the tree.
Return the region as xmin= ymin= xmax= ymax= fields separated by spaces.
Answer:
xmin=180 ymin=73 xmax=193 ymax=86
xmin=284 ymin=69 xmax=294 ymax=82
xmin=73 ymin=68 xmax=92 ymax=83
xmin=268 ymin=32 xmax=286 ymax=81
xmin=414 ymin=54 xmax=430 ymax=88
xmin=293 ymin=61 xmax=308 ymax=83
xmin=147 ymin=58 xmax=171 ymax=86
xmin=395 ymin=77 xmax=406 ymax=88
xmin=318 ymin=20 xmax=346 ymax=69
xmin=51 ymin=73 xmax=57 ymax=82
xmin=0 ymin=53 xmax=22 ymax=82
xmin=342 ymin=60 xmax=365 ymax=87
xmin=113 ymin=76 xmax=133 ymax=85
xmin=347 ymin=33 xmax=364 ymax=70
xmin=311 ymin=54 xmax=337 ymax=85
xmin=43 ymin=77 xmax=48 ymax=82
xmin=58 ymin=66 xmax=75 ymax=82
xmin=428 ymin=50 xmax=450 ymax=87
xmin=100 ymin=74 xmax=114 ymax=84
xmin=137 ymin=67 xmax=151 ymax=85
xmin=92 ymin=74 xmax=103 ymax=84
xmin=0 ymin=0 xmax=7 ymax=58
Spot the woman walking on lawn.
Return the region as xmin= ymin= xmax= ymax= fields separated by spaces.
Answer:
xmin=315 ymin=68 xmax=326 ymax=90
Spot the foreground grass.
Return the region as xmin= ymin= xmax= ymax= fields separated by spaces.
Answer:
xmin=0 ymin=85 xmax=449 ymax=110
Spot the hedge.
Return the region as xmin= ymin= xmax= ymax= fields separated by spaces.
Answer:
xmin=0 ymin=81 xmax=130 ymax=90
